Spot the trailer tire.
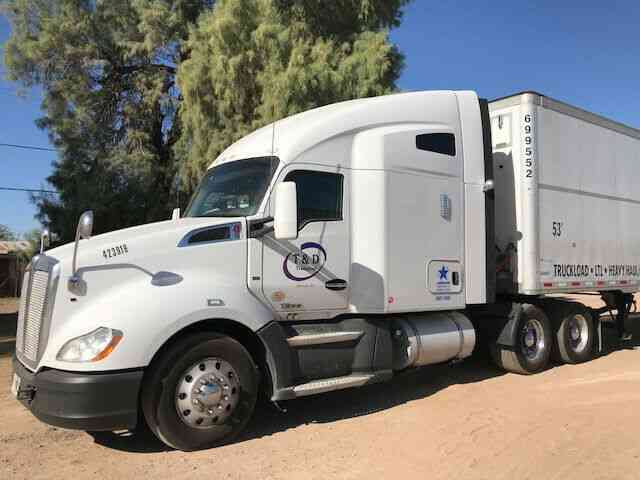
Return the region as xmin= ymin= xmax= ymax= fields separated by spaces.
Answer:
xmin=141 ymin=332 xmax=258 ymax=451
xmin=491 ymin=304 xmax=552 ymax=375
xmin=554 ymin=306 xmax=594 ymax=364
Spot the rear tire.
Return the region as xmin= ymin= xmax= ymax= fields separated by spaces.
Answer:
xmin=554 ymin=305 xmax=594 ymax=364
xmin=491 ymin=304 xmax=552 ymax=375
xmin=141 ymin=332 xmax=258 ymax=451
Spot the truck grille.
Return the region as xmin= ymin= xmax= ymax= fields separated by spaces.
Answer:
xmin=15 ymin=270 xmax=30 ymax=354
xmin=16 ymin=256 xmax=58 ymax=367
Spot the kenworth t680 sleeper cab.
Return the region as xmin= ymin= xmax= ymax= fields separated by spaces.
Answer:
xmin=11 ymin=91 xmax=640 ymax=450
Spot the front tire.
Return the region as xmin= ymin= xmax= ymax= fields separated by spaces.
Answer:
xmin=491 ymin=304 xmax=552 ymax=375
xmin=141 ymin=332 xmax=258 ymax=451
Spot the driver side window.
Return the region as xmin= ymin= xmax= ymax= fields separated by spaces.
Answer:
xmin=283 ymin=170 xmax=343 ymax=229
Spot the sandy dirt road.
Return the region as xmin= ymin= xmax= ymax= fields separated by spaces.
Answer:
xmin=1 ymin=297 xmax=640 ymax=479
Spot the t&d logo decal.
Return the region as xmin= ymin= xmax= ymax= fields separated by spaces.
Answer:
xmin=283 ymin=242 xmax=327 ymax=281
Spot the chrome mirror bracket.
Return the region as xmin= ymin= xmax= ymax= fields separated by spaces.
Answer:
xmin=69 ymin=210 xmax=94 ymax=292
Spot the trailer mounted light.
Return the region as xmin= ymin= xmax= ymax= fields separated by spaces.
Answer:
xmin=56 ymin=327 xmax=123 ymax=363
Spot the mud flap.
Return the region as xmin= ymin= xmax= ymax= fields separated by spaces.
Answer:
xmin=496 ymin=303 xmax=523 ymax=349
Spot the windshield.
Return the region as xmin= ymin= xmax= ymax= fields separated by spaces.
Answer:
xmin=185 ymin=157 xmax=279 ymax=217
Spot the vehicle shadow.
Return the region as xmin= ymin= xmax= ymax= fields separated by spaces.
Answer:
xmin=243 ymin=356 xmax=504 ymax=442
xmin=87 ymin=315 xmax=640 ymax=454
xmin=89 ymin=428 xmax=172 ymax=453
xmin=89 ymin=355 xmax=505 ymax=453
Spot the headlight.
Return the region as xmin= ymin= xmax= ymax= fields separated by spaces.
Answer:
xmin=56 ymin=327 xmax=123 ymax=362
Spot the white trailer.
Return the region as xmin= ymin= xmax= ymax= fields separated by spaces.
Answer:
xmin=10 ymin=90 xmax=640 ymax=451
xmin=490 ymin=92 xmax=640 ymax=296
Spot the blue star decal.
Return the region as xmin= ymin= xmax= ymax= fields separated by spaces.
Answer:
xmin=438 ymin=266 xmax=449 ymax=280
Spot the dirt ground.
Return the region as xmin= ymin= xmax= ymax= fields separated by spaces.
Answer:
xmin=1 ymin=296 xmax=640 ymax=480
xmin=0 ymin=298 xmax=19 ymax=315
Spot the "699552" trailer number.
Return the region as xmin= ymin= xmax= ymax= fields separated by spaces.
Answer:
xmin=523 ymin=113 xmax=534 ymax=178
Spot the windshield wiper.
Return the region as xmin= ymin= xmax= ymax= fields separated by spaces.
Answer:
xmin=195 ymin=212 xmax=246 ymax=218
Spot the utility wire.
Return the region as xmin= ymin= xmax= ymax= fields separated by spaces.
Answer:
xmin=0 ymin=142 xmax=56 ymax=152
xmin=0 ymin=186 xmax=58 ymax=194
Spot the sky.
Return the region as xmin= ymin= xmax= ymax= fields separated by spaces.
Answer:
xmin=1 ymin=0 xmax=640 ymax=236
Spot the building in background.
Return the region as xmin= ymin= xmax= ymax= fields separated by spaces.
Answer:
xmin=0 ymin=241 xmax=30 ymax=297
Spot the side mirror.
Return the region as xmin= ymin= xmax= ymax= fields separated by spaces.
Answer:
xmin=78 ymin=210 xmax=94 ymax=240
xmin=70 ymin=210 xmax=94 ymax=287
xmin=171 ymin=207 xmax=181 ymax=220
xmin=274 ymin=182 xmax=298 ymax=240
xmin=40 ymin=228 xmax=50 ymax=254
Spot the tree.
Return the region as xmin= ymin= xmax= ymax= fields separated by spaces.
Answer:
xmin=4 ymin=0 xmax=409 ymax=238
xmin=3 ymin=0 xmax=213 ymax=241
xmin=177 ymin=0 xmax=408 ymax=188
xmin=0 ymin=224 xmax=17 ymax=241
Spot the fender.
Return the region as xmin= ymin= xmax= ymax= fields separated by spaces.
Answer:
xmin=143 ymin=303 xmax=274 ymax=368
xmin=256 ymin=321 xmax=294 ymax=400
xmin=496 ymin=303 xmax=523 ymax=348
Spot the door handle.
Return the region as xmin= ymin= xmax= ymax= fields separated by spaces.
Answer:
xmin=325 ymin=279 xmax=347 ymax=291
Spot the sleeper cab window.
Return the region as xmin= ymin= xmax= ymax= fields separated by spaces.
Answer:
xmin=416 ymin=133 xmax=456 ymax=156
xmin=283 ymin=170 xmax=344 ymax=228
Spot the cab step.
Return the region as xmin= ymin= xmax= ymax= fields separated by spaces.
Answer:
xmin=292 ymin=374 xmax=374 ymax=397
xmin=286 ymin=331 xmax=363 ymax=347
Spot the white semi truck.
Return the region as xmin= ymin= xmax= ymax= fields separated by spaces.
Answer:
xmin=11 ymin=91 xmax=640 ymax=450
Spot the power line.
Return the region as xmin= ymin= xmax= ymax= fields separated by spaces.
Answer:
xmin=0 ymin=142 xmax=56 ymax=152
xmin=0 ymin=186 xmax=58 ymax=194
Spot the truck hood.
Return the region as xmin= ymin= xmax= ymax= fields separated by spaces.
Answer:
xmin=44 ymin=216 xmax=244 ymax=275
xmin=32 ymin=215 xmax=265 ymax=373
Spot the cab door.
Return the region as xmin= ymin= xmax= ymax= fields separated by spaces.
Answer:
xmin=261 ymin=165 xmax=350 ymax=318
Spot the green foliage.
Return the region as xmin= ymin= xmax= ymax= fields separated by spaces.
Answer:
xmin=4 ymin=0 xmax=409 ymax=237
xmin=3 ymin=0 xmax=212 ymax=241
xmin=177 ymin=0 xmax=407 ymax=188
xmin=274 ymin=0 xmax=408 ymax=37
xmin=0 ymin=224 xmax=17 ymax=241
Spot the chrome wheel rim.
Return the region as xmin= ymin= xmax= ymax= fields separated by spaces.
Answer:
xmin=521 ymin=318 xmax=546 ymax=361
xmin=175 ymin=357 xmax=240 ymax=429
xmin=567 ymin=314 xmax=589 ymax=353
